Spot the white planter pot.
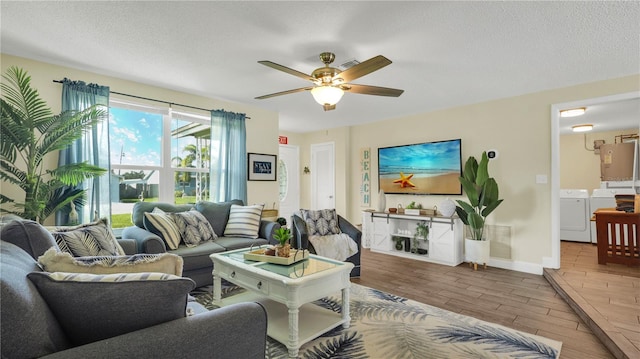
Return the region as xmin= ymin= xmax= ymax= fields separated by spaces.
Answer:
xmin=465 ymin=238 xmax=490 ymax=268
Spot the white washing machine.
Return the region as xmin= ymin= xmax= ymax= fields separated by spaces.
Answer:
xmin=560 ymin=189 xmax=591 ymax=242
xmin=589 ymin=188 xmax=637 ymax=243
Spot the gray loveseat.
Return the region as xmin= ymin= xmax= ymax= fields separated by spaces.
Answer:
xmin=0 ymin=220 xmax=268 ymax=359
xmin=122 ymin=199 xmax=280 ymax=287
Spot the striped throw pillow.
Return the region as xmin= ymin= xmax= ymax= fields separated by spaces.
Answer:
xmin=223 ymin=204 xmax=264 ymax=238
xmin=143 ymin=207 xmax=181 ymax=250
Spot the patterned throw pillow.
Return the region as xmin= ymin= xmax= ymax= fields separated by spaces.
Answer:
xmin=224 ymin=204 xmax=264 ymax=239
xmin=143 ymin=207 xmax=181 ymax=250
xmin=300 ymin=209 xmax=342 ymax=236
xmin=172 ymin=210 xmax=217 ymax=247
xmin=27 ymin=271 xmax=194 ymax=346
xmin=38 ymin=247 xmax=183 ymax=276
xmin=51 ymin=218 xmax=124 ymax=257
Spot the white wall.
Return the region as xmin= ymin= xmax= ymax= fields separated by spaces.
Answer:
xmin=1 ymin=54 xmax=280 ymax=224
xmin=291 ymin=74 xmax=640 ymax=273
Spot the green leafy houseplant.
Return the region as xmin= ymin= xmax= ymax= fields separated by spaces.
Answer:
xmin=273 ymin=227 xmax=292 ymax=246
xmin=272 ymin=226 xmax=292 ymax=257
xmin=411 ymin=220 xmax=429 ymax=254
xmin=455 ymin=152 xmax=503 ymax=240
xmin=0 ymin=66 xmax=107 ymax=223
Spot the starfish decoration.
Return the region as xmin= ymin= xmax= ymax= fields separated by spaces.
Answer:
xmin=393 ymin=172 xmax=416 ymax=188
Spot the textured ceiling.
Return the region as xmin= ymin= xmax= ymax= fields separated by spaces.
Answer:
xmin=1 ymin=1 xmax=638 ymax=133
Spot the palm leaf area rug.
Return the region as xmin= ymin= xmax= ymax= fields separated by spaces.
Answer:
xmin=193 ymin=283 xmax=562 ymax=359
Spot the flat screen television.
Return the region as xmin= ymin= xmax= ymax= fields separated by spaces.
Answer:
xmin=378 ymin=138 xmax=462 ymax=195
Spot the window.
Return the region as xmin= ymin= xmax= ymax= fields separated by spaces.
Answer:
xmin=109 ymin=99 xmax=215 ymax=229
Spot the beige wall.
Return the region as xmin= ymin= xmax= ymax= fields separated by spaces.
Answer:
xmin=293 ymin=74 xmax=639 ymax=272
xmin=1 ymin=54 xmax=280 ymax=224
xmin=560 ymin=129 xmax=638 ymax=192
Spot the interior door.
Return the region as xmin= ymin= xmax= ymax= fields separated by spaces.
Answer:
xmin=278 ymin=145 xmax=300 ymax=222
xmin=311 ymin=142 xmax=335 ymax=210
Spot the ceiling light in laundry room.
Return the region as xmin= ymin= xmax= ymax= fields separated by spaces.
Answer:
xmin=572 ymin=124 xmax=593 ymax=132
xmin=560 ymin=107 xmax=586 ymax=117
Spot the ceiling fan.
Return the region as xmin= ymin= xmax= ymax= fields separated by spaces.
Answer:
xmin=255 ymin=52 xmax=404 ymax=111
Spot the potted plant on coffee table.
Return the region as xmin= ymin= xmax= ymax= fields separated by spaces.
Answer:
xmin=273 ymin=227 xmax=292 ymax=257
xmin=455 ymin=152 xmax=503 ymax=270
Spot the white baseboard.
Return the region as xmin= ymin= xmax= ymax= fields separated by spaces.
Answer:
xmin=542 ymin=256 xmax=559 ymax=269
xmin=488 ymin=257 xmax=543 ymax=275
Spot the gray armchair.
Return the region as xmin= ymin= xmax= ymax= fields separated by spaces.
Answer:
xmin=291 ymin=213 xmax=361 ymax=277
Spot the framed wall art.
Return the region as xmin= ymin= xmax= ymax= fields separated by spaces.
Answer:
xmin=248 ymin=153 xmax=277 ymax=181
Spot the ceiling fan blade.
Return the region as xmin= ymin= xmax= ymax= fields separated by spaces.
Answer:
xmin=255 ymin=87 xmax=313 ymax=100
xmin=343 ymin=84 xmax=404 ymax=97
xmin=334 ymin=55 xmax=392 ymax=83
xmin=258 ymin=61 xmax=315 ymax=82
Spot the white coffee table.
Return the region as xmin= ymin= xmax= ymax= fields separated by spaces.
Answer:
xmin=210 ymin=247 xmax=353 ymax=358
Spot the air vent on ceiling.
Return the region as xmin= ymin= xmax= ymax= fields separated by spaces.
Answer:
xmin=338 ymin=59 xmax=360 ymax=70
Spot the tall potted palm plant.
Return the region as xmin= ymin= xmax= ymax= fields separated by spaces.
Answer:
xmin=455 ymin=152 xmax=503 ymax=270
xmin=0 ymin=66 xmax=107 ymax=224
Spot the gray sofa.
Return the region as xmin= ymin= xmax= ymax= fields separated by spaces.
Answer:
xmin=122 ymin=199 xmax=280 ymax=287
xmin=0 ymin=220 xmax=268 ymax=359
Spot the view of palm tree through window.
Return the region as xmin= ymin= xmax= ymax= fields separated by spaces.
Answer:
xmin=109 ymin=102 xmax=215 ymax=229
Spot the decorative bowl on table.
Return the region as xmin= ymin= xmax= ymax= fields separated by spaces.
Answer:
xmin=388 ymin=208 xmax=398 ymax=213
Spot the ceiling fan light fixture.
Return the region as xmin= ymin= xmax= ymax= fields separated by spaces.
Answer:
xmin=560 ymin=107 xmax=586 ymax=117
xmin=572 ymin=124 xmax=593 ymax=132
xmin=311 ymin=86 xmax=344 ymax=106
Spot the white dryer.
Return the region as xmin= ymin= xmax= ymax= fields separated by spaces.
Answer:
xmin=560 ymin=189 xmax=591 ymax=242
xmin=589 ymin=188 xmax=637 ymax=243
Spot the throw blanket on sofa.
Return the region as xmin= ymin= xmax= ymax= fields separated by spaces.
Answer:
xmin=308 ymin=233 xmax=358 ymax=261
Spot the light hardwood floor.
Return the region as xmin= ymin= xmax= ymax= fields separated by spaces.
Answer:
xmin=548 ymin=241 xmax=639 ymax=358
xmin=351 ymin=243 xmax=635 ymax=359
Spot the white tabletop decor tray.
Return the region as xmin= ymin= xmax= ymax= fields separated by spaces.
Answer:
xmin=244 ymin=248 xmax=309 ymax=265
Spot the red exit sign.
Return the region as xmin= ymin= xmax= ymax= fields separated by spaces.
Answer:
xmin=278 ymin=136 xmax=288 ymax=144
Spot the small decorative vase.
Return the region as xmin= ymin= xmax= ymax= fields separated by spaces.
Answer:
xmin=276 ymin=244 xmax=291 ymax=257
xmin=439 ymin=198 xmax=456 ymax=217
xmin=377 ymin=189 xmax=386 ymax=212
xmin=395 ymin=240 xmax=403 ymax=250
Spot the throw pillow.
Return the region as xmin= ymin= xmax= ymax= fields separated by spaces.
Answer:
xmin=172 ymin=209 xmax=217 ymax=247
xmin=300 ymin=209 xmax=342 ymax=236
xmin=27 ymin=271 xmax=195 ymax=346
xmin=0 ymin=218 xmax=59 ymax=259
xmin=224 ymin=204 xmax=264 ymax=239
xmin=143 ymin=207 xmax=181 ymax=250
xmin=194 ymin=199 xmax=243 ymax=238
xmin=50 ymin=218 xmax=125 ymax=257
xmin=38 ymin=247 xmax=183 ymax=276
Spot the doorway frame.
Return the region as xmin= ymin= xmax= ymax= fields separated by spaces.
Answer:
xmin=549 ymin=91 xmax=640 ymax=268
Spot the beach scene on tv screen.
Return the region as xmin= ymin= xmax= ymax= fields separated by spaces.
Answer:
xmin=378 ymin=139 xmax=462 ymax=195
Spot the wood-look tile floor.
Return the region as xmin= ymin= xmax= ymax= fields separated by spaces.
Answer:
xmin=554 ymin=241 xmax=640 ymax=357
xmin=352 ymin=247 xmax=618 ymax=358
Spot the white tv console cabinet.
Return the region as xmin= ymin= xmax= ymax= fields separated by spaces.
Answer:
xmin=361 ymin=211 xmax=463 ymax=266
